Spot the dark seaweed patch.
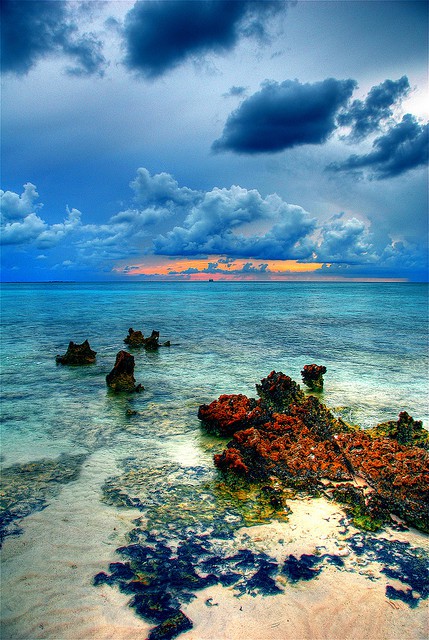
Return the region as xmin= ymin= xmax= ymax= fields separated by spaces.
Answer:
xmin=281 ymin=553 xmax=345 ymax=583
xmin=0 ymin=453 xmax=87 ymax=544
xmin=385 ymin=585 xmax=420 ymax=608
xmin=282 ymin=554 xmax=322 ymax=582
xmin=235 ymin=557 xmax=282 ymax=596
xmin=94 ymin=528 xmax=288 ymax=637
xmin=148 ymin=610 xmax=193 ymax=640
xmin=347 ymin=533 xmax=429 ymax=606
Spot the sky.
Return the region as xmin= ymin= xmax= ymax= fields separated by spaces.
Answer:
xmin=1 ymin=0 xmax=428 ymax=282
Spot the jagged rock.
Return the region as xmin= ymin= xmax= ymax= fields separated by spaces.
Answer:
xmin=144 ymin=330 xmax=160 ymax=351
xmin=202 ymin=371 xmax=429 ymax=533
xmin=256 ymin=370 xmax=305 ymax=413
xmin=289 ymin=394 xmax=352 ymax=439
xmin=56 ymin=340 xmax=96 ymax=365
xmin=124 ymin=328 xmax=145 ymax=348
xmin=106 ymin=350 xmax=143 ymax=393
xmin=214 ymin=415 xmax=352 ymax=488
xmin=368 ymin=411 xmax=429 ymax=449
xmin=198 ymin=394 xmax=267 ymax=436
xmin=301 ymin=364 xmax=327 ymax=391
xmin=123 ymin=328 xmax=170 ymax=350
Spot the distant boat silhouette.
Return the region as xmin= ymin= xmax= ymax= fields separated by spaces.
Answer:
xmin=209 ymin=278 xmax=214 ymax=282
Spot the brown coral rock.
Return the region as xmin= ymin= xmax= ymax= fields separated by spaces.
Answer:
xmin=198 ymin=394 xmax=267 ymax=436
xmin=203 ymin=371 xmax=428 ymax=532
xmin=301 ymin=364 xmax=327 ymax=390
xmin=56 ymin=340 xmax=96 ymax=365
xmin=106 ymin=350 xmax=143 ymax=393
xmin=336 ymin=432 xmax=429 ymax=532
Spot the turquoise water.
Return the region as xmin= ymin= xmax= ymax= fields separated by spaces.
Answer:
xmin=1 ymin=281 xmax=428 ymax=638
xmin=1 ymin=282 xmax=428 ymax=468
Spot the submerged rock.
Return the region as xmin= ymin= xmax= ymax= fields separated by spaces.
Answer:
xmin=0 ymin=453 xmax=87 ymax=544
xmin=106 ymin=350 xmax=143 ymax=393
xmin=301 ymin=364 xmax=327 ymax=391
xmin=56 ymin=340 xmax=96 ymax=365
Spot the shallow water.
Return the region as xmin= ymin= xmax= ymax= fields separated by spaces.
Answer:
xmin=1 ymin=281 xmax=428 ymax=638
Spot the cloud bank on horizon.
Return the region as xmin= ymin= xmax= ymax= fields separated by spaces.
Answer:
xmin=2 ymin=167 xmax=426 ymax=281
xmin=1 ymin=0 xmax=428 ymax=281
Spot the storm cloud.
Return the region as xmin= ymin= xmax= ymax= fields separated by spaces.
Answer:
xmin=338 ymin=76 xmax=411 ymax=141
xmin=123 ymin=0 xmax=288 ymax=78
xmin=212 ymin=77 xmax=357 ymax=153
xmin=0 ymin=0 xmax=107 ymax=76
xmin=328 ymin=114 xmax=429 ymax=179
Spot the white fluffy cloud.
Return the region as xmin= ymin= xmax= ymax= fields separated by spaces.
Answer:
xmin=1 ymin=183 xmax=82 ymax=248
xmin=1 ymin=168 xmax=426 ymax=279
xmin=315 ymin=215 xmax=375 ymax=263
xmin=153 ymin=185 xmax=317 ymax=259
xmin=0 ymin=182 xmax=41 ymax=222
xmin=130 ymin=167 xmax=199 ymax=207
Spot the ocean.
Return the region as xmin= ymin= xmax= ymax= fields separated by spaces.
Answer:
xmin=1 ymin=281 xmax=428 ymax=640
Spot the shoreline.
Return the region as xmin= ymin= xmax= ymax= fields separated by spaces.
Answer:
xmin=2 ymin=482 xmax=428 ymax=640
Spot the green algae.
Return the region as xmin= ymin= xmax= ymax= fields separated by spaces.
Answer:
xmin=351 ymin=509 xmax=385 ymax=532
xmin=102 ymin=460 xmax=291 ymax=539
xmin=368 ymin=412 xmax=429 ymax=449
xmin=0 ymin=453 xmax=87 ymax=543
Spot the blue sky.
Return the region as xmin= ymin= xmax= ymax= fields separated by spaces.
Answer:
xmin=1 ymin=0 xmax=428 ymax=281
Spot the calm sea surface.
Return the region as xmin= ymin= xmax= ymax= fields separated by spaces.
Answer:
xmin=1 ymin=281 xmax=428 ymax=638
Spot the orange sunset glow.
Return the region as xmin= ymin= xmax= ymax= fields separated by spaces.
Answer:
xmin=113 ymin=257 xmax=408 ymax=282
xmin=114 ymin=256 xmax=326 ymax=280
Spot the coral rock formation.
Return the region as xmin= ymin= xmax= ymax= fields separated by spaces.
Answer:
xmin=368 ymin=411 xmax=429 ymax=449
xmin=124 ymin=328 xmax=170 ymax=350
xmin=301 ymin=364 xmax=327 ymax=390
xmin=198 ymin=394 xmax=267 ymax=436
xmin=56 ymin=340 xmax=96 ymax=365
xmin=201 ymin=370 xmax=428 ymax=533
xmin=106 ymin=350 xmax=143 ymax=392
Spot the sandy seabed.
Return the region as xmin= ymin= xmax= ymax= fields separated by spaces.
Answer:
xmin=1 ymin=452 xmax=428 ymax=640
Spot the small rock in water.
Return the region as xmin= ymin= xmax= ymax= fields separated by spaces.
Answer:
xmin=56 ymin=340 xmax=96 ymax=365
xmin=106 ymin=350 xmax=143 ymax=393
xmin=124 ymin=328 xmax=171 ymax=351
xmin=301 ymin=364 xmax=327 ymax=391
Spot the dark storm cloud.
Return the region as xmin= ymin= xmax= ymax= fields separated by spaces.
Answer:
xmin=212 ymin=78 xmax=357 ymax=154
xmin=328 ymin=114 xmax=429 ymax=179
xmin=123 ymin=0 xmax=288 ymax=78
xmin=338 ymin=76 xmax=411 ymax=140
xmin=0 ymin=0 xmax=107 ymax=76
